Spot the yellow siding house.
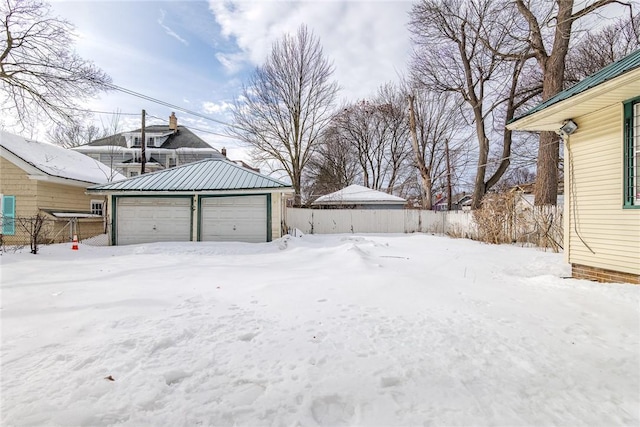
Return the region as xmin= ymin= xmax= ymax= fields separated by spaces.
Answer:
xmin=0 ymin=131 xmax=124 ymax=246
xmin=508 ymin=50 xmax=640 ymax=284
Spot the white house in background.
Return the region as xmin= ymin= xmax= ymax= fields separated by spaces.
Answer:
xmin=507 ymin=49 xmax=640 ymax=284
xmin=73 ymin=112 xmax=225 ymax=178
xmin=312 ymin=184 xmax=406 ymax=209
xmin=433 ymin=193 xmax=473 ymax=211
xmin=0 ymin=131 xmax=124 ymax=244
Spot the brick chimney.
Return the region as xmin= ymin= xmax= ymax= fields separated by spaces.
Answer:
xmin=169 ymin=112 xmax=178 ymax=131
xmin=221 ymin=147 xmax=227 ymax=157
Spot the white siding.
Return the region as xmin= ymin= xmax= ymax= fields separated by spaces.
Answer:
xmin=565 ymin=104 xmax=640 ymax=275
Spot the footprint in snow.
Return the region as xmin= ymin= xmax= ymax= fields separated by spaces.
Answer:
xmin=311 ymin=395 xmax=356 ymax=426
xmin=238 ymin=332 xmax=258 ymax=342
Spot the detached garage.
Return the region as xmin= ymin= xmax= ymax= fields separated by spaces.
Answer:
xmin=88 ymin=159 xmax=293 ymax=245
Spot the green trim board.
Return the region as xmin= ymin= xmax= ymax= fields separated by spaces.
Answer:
xmin=266 ymin=193 xmax=272 ymax=242
xmin=623 ymin=96 xmax=640 ymax=209
xmin=112 ymin=194 xmax=194 ymax=245
xmin=111 ymin=195 xmax=116 ymax=246
xmin=510 ymin=49 xmax=640 ymax=124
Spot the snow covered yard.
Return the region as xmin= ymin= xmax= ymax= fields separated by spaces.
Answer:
xmin=1 ymin=234 xmax=638 ymax=426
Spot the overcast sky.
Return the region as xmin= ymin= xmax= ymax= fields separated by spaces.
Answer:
xmin=47 ymin=0 xmax=413 ymax=161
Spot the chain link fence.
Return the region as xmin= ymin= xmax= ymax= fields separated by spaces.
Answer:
xmin=0 ymin=215 xmax=108 ymax=254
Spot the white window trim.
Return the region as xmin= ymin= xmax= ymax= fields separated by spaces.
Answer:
xmin=91 ymin=200 xmax=104 ymax=216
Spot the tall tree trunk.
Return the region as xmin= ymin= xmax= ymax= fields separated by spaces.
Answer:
xmin=293 ymin=167 xmax=302 ymax=206
xmin=471 ymin=105 xmax=489 ymax=209
xmin=533 ymin=0 xmax=572 ymax=206
xmin=515 ymin=0 xmax=618 ymax=205
xmin=408 ymin=95 xmax=433 ymax=209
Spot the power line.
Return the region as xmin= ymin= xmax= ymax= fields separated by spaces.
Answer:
xmin=104 ymin=82 xmax=244 ymax=131
xmin=146 ymin=114 xmax=241 ymax=141
xmin=78 ymin=83 xmax=557 ymax=177
xmin=67 ymin=107 xmax=141 ymax=116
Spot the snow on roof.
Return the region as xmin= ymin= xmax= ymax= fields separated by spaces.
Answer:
xmin=313 ymin=184 xmax=406 ymax=205
xmin=0 ymin=131 xmax=124 ymax=184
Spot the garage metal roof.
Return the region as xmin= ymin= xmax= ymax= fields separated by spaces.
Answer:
xmin=88 ymin=158 xmax=291 ymax=192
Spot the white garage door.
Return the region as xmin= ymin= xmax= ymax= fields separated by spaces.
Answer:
xmin=116 ymin=197 xmax=192 ymax=245
xmin=200 ymin=195 xmax=267 ymax=243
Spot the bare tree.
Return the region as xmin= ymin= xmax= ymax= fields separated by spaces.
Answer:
xmin=409 ymin=0 xmax=537 ymax=209
xmin=407 ymin=88 xmax=468 ymax=209
xmin=375 ymin=83 xmax=413 ymax=195
xmin=566 ymin=13 xmax=640 ymax=82
xmin=509 ymin=0 xmax=633 ymax=205
xmin=304 ymin=124 xmax=360 ymax=202
xmin=0 ymin=0 xmax=111 ymax=128
xmin=494 ymin=166 xmax=536 ymax=192
xmin=229 ymin=25 xmax=339 ymax=205
xmin=16 ymin=213 xmax=47 ymax=254
xmin=47 ymin=122 xmax=101 ymax=148
xmin=328 ymin=85 xmax=413 ymax=195
xmin=94 ymin=111 xmax=125 ymax=183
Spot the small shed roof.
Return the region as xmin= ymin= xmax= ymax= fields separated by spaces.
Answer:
xmin=313 ymin=184 xmax=406 ymax=205
xmin=88 ymin=158 xmax=292 ymax=192
xmin=508 ymin=49 xmax=640 ymax=131
xmin=0 ymin=131 xmax=124 ymax=184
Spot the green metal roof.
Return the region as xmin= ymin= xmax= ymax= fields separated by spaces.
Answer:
xmin=510 ymin=49 xmax=640 ymax=123
xmin=88 ymin=158 xmax=291 ymax=192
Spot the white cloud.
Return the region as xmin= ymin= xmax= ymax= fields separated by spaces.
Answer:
xmin=202 ymin=100 xmax=234 ymax=114
xmin=208 ymin=1 xmax=412 ymax=102
xmin=158 ymin=9 xmax=189 ymax=46
xmin=215 ymin=52 xmax=247 ymax=74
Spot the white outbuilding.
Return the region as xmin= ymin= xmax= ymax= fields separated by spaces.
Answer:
xmin=312 ymin=184 xmax=406 ymax=210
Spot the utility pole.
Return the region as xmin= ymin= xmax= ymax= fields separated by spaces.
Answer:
xmin=141 ymin=109 xmax=146 ymax=174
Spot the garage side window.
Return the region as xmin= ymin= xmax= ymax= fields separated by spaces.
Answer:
xmin=91 ymin=200 xmax=104 ymax=216
xmin=624 ymin=98 xmax=640 ymax=207
xmin=1 ymin=194 xmax=16 ymax=235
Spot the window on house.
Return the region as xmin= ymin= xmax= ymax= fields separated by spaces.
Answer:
xmin=91 ymin=200 xmax=104 ymax=216
xmin=129 ymin=171 xmax=139 ymax=177
xmin=147 ymin=137 xmax=154 ymax=147
xmin=623 ymin=98 xmax=640 ymax=207
xmin=0 ymin=194 xmax=16 ymax=235
xmin=169 ymin=157 xmax=176 ymax=167
xmin=133 ymin=137 xmax=140 ymax=146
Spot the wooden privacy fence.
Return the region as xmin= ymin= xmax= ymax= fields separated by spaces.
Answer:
xmin=285 ymin=208 xmax=478 ymax=238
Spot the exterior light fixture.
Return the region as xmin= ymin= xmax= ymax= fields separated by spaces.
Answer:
xmin=559 ymin=119 xmax=578 ymax=136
